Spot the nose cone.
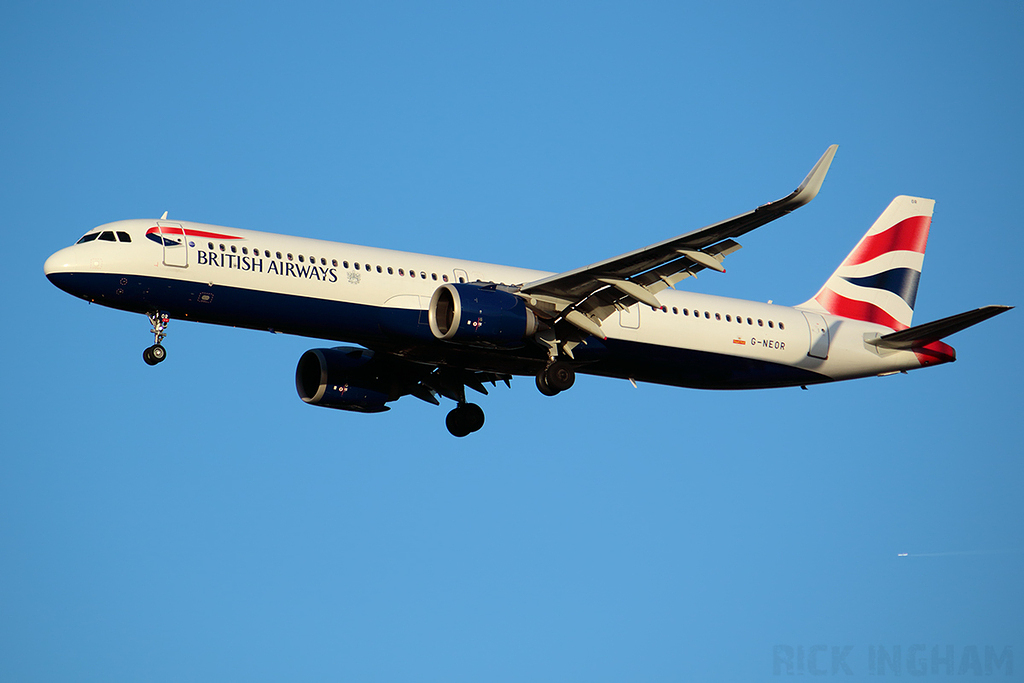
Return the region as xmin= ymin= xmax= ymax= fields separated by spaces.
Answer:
xmin=44 ymin=247 xmax=75 ymax=278
xmin=44 ymin=246 xmax=86 ymax=296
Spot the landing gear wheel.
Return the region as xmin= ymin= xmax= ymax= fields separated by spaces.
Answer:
xmin=462 ymin=403 xmax=484 ymax=432
xmin=537 ymin=361 xmax=575 ymax=395
xmin=536 ymin=372 xmax=560 ymax=396
xmin=446 ymin=403 xmax=485 ymax=437
xmin=143 ymin=344 xmax=166 ymax=365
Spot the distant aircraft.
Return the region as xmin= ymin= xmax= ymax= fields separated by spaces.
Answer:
xmin=45 ymin=146 xmax=1010 ymax=435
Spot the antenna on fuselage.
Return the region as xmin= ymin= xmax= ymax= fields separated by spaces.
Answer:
xmin=160 ymin=211 xmax=168 ymax=220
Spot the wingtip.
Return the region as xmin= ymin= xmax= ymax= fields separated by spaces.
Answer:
xmin=773 ymin=145 xmax=839 ymax=212
xmin=795 ymin=144 xmax=838 ymax=199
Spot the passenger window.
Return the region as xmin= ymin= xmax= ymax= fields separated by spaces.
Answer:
xmin=715 ymin=313 xmax=721 ymax=320
xmin=431 ymin=273 xmax=437 ymax=280
xmin=779 ymin=322 xmax=785 ymax=330
xmin=442 ymin=274 xmax=448 ymax=282
xmin=758 ymin=319 xmax=764 ymax=326
xmin=287 ymin=253 xmax=293 ymax=261
xmin=241 ymin=247 xmax=248 ymax=255
xmin=704 ymin=311 xmax=710 ymax=319
xmin=276 ymin=252 xmax=282 ymax=259
xmin=208 ymin=242 xmax=214 ymax=250
xmin=298 ymin=255 xmax=304 ymax=262
xmin=77 ymin=233 xmax=99 ymax=244
xmin=398 ymin=268 xmax=404 ymax=276
xmin=747 ymin=318 xmax=753 ymax=325
xmin=332 ymin=259 xmax=338 ymax=267
xmin=231 ymin=245 xmax=237 ymax=253
xmin=420 ymin=272 xmax=427 ymax=279
xmin=309 ymin=256 xmax=315 ymax=263
xmin=388 ymin=267 xmax=394 ymax=275
xmin=116 ymin=231 xmax=132 ymax=242
xmin=693 ymin=310 xmax=699 ymax=317
xmin=99 ymin=231 xmax=116 ymax=241
xmin=683 ymin=309 xmax=689 ymax=316
xmin=768 ymin=321 xmax=774 ymax=328
xmin=343 ymin=261 xmax=349 ymax=268
xmin=726 ymin=315 xmax=732 ymax=322
xmin=672 ymin=307 xmax=678 ymax=314
xmin=322 ymin=258 xmax=327 ymax=266
xmin=354 ymin=263 xmax=360 ymax=270
xmin=377 ymin=266 xmax=383 ymax=273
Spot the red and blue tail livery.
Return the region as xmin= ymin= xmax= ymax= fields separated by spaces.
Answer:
xmin=804 ymin=196 xmax=933 ymax=330
xmin=44 ymin=146 xmax=1012 ymax=436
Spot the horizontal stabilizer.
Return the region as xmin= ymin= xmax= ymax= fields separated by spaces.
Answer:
xmin=867 ymin=305 xmax=1012 ymax=350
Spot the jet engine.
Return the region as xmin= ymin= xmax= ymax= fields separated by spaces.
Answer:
xmin=428 ymin=283 xmax=539 ymax=346
xmin=295 ymin=346 xmax=396 ymax=413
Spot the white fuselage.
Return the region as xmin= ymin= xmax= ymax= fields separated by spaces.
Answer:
xmin=44 ymin=218 xmax=949 ymax=390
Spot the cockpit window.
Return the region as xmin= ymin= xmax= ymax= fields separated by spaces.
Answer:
xmin=76 ymin=233 xmax=99 ymax=244
xmin=116 ymin=231 xmax=131 ymax=243
xmin=98 ymin=231 xmax=116 ymax=242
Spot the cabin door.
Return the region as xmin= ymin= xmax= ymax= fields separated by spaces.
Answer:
xmin=158 ymin=222 xmax=189 ymax=268
xmin=802 ymin=311 xmax=831 ymax=359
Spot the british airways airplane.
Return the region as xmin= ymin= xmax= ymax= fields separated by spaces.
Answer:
xmin=44 ymin=146 xmax=1010 ymax=436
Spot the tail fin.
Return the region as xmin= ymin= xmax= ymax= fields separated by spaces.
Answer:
xmin=799 ymin=196 xmax=934 ymax=330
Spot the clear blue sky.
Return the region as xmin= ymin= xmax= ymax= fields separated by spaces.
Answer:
xmin=2 ymin=2 xmax=1021 ymax=680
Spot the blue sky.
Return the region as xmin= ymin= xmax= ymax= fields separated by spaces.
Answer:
xmin=2 ymin=2 xmax=1021 ymax=680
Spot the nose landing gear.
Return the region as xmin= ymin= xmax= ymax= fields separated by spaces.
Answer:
xmin=143 ymin=311 xmax=170 ymax=366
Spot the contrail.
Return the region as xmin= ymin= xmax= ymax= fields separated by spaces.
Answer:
xmin=897 ymin=550 xmax=1017 ymax=558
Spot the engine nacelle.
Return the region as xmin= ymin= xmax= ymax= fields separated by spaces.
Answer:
xmin=295 ymin=347 xmax=393 ymax=413
xmin=428 ymin=283 xmax=538 ymax=346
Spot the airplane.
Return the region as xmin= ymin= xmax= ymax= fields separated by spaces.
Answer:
xmin=44 ymin=145 xmax=1011 ymax=436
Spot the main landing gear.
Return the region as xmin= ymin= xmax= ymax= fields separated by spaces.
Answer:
xmin=446 ymin=402 xmax=485 ymax=437
xmin=536 ymin=360 xmax=575 ymax=396
xmin=143 ymin=311 xmax=170 ymax=366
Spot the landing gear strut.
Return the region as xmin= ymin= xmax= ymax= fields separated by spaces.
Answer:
xmin=143 ymin=311 xmax=169 ymax=366
xmin=536 ymin=360 xmax=575 ymax=396
xmin=446 ymin=402 xmax=485 ymax=437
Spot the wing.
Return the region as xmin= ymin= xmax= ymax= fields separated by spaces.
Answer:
xmin=519 ymin=145 xmax=838 ymax=339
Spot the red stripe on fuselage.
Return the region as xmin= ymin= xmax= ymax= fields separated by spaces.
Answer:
xmin=843 ymin=216 xmax=931 ymax=266
xmin=815 ymin=288 xmax=907 ymax=330
xmin=146 ymin=226 xmax=244 ymax=240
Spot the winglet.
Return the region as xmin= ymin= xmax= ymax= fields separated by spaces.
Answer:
xmin=762 ymin=144 xmax=838 ymax=213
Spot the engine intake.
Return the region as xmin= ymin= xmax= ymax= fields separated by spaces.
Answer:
xmin=295 ymin=347 xmax=393 ymax=413
xmin=428 ymin=283 xmax=538 ymax=346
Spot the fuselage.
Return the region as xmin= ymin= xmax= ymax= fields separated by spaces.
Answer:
xmin=44 ymin=218 xmax=953 ymax=390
